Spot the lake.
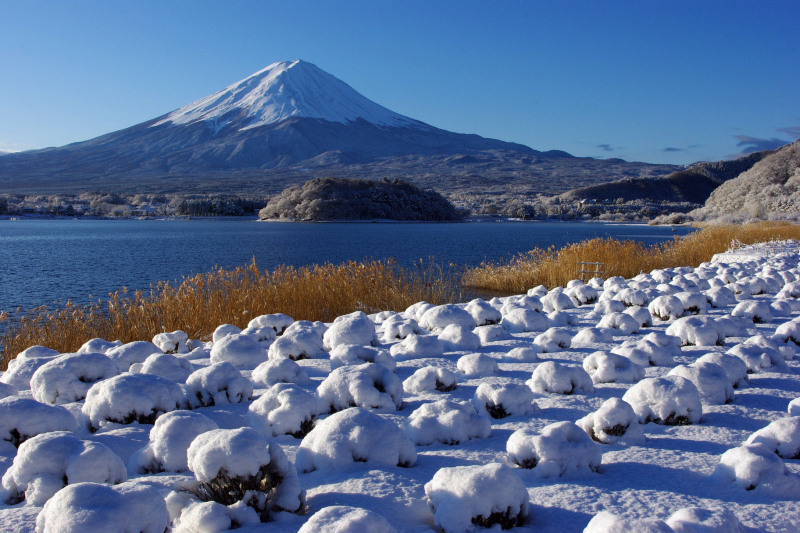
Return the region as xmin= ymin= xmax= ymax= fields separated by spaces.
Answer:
xmin=0 ymin=219 xmax=694 ymax=313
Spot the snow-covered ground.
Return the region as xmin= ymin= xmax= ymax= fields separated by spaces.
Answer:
xmin=2 ymin=241 xmax=800 ymax=532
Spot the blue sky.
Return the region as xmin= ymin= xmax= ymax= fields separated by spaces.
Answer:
xmin=1 ymin=0 xmax=798 ymax=164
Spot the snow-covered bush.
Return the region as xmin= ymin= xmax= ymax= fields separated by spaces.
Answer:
xmin=0 ymin=346 xmax=60 ymax=391
xmin=419 ymin=304 xmax=475 ymax=333
xmin=82 ymin=373 xmax=184 ymax=430
xmin=727 ymin=335 xmax=790 ymax=373
xmin=668 ymin=361 xmax=734 ymax=405
xmin=583 ymin=511 xmax=672 ymax=533
xmin=296 ymin=407 xmax=416 ymax=472
xmin=504 ymin=345 xmax=541 ymax=362
xmin=250 ymin=358 xmax=309 ymax=388
xmin=36 ymin=481 xmax=169 ymax=533
xmin=241 ymin=324 xmax=278 ymax=345
xmin=131 ymin=352 xmax=195 ymax=383
xmin=30 ymin=352 xmax=119 ymax=405
xmin=330 ymin=344 xmax=395 ymax=372
xmin=323 ymin=311 xmax=378 ymax=350
xmin=576 ymin=398 xmax=644 ymax=444
xmin=185 ymin=362 xmax=253 ymax=409
xmin=506 ymin=421 xmax=601 ymax=476
xmin=666 ymin=316 xmax=727 ymax=346
xmin=566 ymin=283 xmax=599 ymax=305
xmin=533 ymin=327 xmax=572 ymax=352
xmin=465 ymin=298 xmax=502 ymax=326
xmin=424 ymin=463 xmax=529 ymax=532
xmin=712 ymin=443 xmax=800 ymax=495
xmin=571 ymin=327 xmax=614 ymax=346
xmin=613 ymin=287 xmax=649 ymax=307
xmin=502 ymin=294 xmax=543 ymax=314
xmin=648 ymin=295 xmax=685 ymax=321
xmin=475 ymin=324 xmax=512 ymax=343
xmin=705 ymin=286 xmax=738 ymax=308
xmin=611 ymin=338 xmax=674 ymax=367
xmin=267 ymin=321 xmax=326 ymax=360
xmin=541 ymin=287 xmax=575 ymax=312
xmin=0 ymin=397 xmax=78 ymax=447
xmin=528 ymin=361 xmax=593 ymax=395
xmin=582 ymin=351 xmax=645 ymax=384
xmin=732 ymin=300 xmax=774 ymax=323
xmin=696 ymin=352 xmax=749 ymax=389
xmin=746 ymin=416 xmax=800 ymax=459
xmin=438 ymin=324 xmax=481 ymax=352
xmin=1 ymin=431 xmax=126 ymax=505
xmin=129 ymin=410 xmax=219 ymax=473
xmin=297 ymin=506 xmax=398 ymax=533
xmin=403 ymin=366 xmax=458 ymax=394
xmin=389 ymin=333 xmax=444 ymax=361
xmin=775 ymin=317 xmax=800 ymax=346
xmin=501 ymin=308 xmax=550 ymax=333
xmin=406 ymin=400 xmax=491 ymax=445
xmin=675 ymin=291 xmax=708 ymax=316
xmin=248 ymin=383 xmax=317 ymax=438
xmin=472 ymin=382 xmax=537 ymax=419
xmin=185 ymin=427 xmax=304 ymax=520
xmin=456 ymin=353 xmax=499 ymax=377
xmin=77 ymin=337 xmax=122 ymax=354
xmin=105 ymin=341 xmax=162 ymax=371
xmin=665 ymin=506 xmax=746 ymax=533
xmin=623 ymin=305 xmax=653 ymax=328
xmin=153 ymin=330 xmax=190 ymax=354
xmin=379 ymin=314 xmax=422 ymax=342
xmin=548 ymin=309 xmax=579 ymax=327
xmin=597 ymin=312 xmax=640 ymax=335
xmin=210 ymin=333 xmax=267 ymax=369
xmin=212 ymin=324 xmax=242 ymax=343
xmin=588 ymin=299 xmax=626 ymax=320
xmin=248 ymin=313 xmax=294 ymax=335
xmin=317 ymin=364 xmax=403 ymax=413
xmin=622 ymin=376 xmax=702 ymax=425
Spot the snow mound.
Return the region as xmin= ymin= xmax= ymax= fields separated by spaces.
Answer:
xmin=566 ymin=283 xmax=599 ymax=306
xmin=712 ymin=443 xmax=800 ymax=496
xmin=506 ymin=421 xmax=601 ymax=476
xmin=624 ymin=305 xmax=653 ymax=328
xmin=317 ymin=363 xmax=403 ymax=413
xmin=323 ymin=311 xmax=378 ymax=350
xmin=420 ymin=304 xmax=475 ymax=333
xmin=533 ymin=327 xmax=572 ymax=352
xmin=406 ymin=399 xmax=491 ymax=445
xmin=212 ymin=323 xmax=241 ymax=343
xmin=248 ymin=312 xmax=294 ymax=335
xmin=541 ymin=287 xmax=576 ymax=312
xmin=465 ymin=298 xmax=503 ymax=326
xmin=649 ymin=295 xmax=685 ymax=321
xmin=30 ymin=352 xmax=119 ymax=405
xmin=576 ymin=398 xmax=644 ymax=444
xmin=583 ymin=511 xmax=673 ymax=532
xmin=105 ymin=341 xmax=162 ymax=371
xmin=665 ymin=506 xmax=746 ymax=533
xmin=251 ymin=357 xmax=309 ymax=387
xmin=77 ymin=338 xmax=122 ymax=354
xmin=613 ymin=287 xmax=650 ymax=307
xmin=438 ymin=323 xmax=482 ymax=352
xmin=267 ymin=321 xmax=326 ymax=360
xmin=131 ymin=352 xmax=195 ymax=383
xmin=0 ymin=347 xmax=60 ymax=391
xmin=501 ymin=308 xmax=551 ymax=333
xmin=775 ymin=317 xmax=800 ymax=346
xmin=668 ymin=362 xmax=734 ymax=405
xmin=666 ymin=316 xmax=727 ymax=346
xmin=528 ymin=361 xmax=594 ymax=395
xmin=583 ymin=351 xmax=645 ymax=384
xmin=389 ymin=333 xmax=444 ymax=361
xmin=424 ymin=463 xmax=529 ymax=532
xmin=185 ymin=362 xmax=253 ymax=408
xmin=622 ymin=376 xmax=703 ymax=425
xmin=210 ymin=333 xmax=268 ymax=369
xmin=0 ymin=397 xmax=78 ymax=447
xmin=456 ymin=353 xmax=499 ymax=377
xmin=475 ymin=324 xmax=513 ymax=343
xmin=572 ymin=327 xmax=614 ymax=346
xmin=705 ymin=286 xmax=738 ymax=308
xmin=597 ymin=312 xmax=640 ymax=335
xmin=472 ymin=382 xmax=538 ymax=419
xmin=379 ymin=313 xmax=422 ymax=342
xmin=152 ymin=330 xmax=190 ymax=354
xmin=696 ymin=352 xmax=749 ymax=389
xmin=82 ymin=373 xmax=184 ymax=430
xmin=404 ymin=301 xmax=435 ymax=322
xmin=746 ymin=416 xmax=800 ymax=459
xmin=330 ymin=344 xmax=396 ymax=372
xmin=297 ymin=505 xmax=398 ymax=533
xmin=1 ymin=431 xmax=126 ymax=505
xmin=248 ymin=383 xmax=317 ymax=438
xmin=296 ymin=407 xmax=416 ymax=472
xmin=504 ymin=345 xmax=541 ymax=362
xmin=403 ymin=366 xmax=458 ymax=394
xmin=732 ymin=300 xmax=773 ymax=323
xmin=129 ymin=410 xmax=219 ymax=473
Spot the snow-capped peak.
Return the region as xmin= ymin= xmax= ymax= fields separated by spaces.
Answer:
xmin=152 ymin=60 xmax=420 ymax=131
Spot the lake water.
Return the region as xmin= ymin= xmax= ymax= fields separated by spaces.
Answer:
xmin=0 ymin=219 xmax=694 ymax=313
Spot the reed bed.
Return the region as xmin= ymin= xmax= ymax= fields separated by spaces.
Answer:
xmin=463 ymin=221 xmax=800 ymax=293
xmin=1 ymin=258 xmax=461 ymax=369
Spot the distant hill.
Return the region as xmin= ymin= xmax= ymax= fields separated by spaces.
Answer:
xmin=258 ymin=177 xmax=463 ymax=221
xmin=693 ymin=140 xmax=800 ymax=220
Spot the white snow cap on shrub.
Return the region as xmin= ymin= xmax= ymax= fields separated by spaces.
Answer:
xmin=506 ymin=421 xmax=601 ymax=476
xmin=588 ymin=299 xmax=626 ymax=320
xmin=583 ymin=511 xmax=673 ymax=533
xmin=82 ymin=373 xmax=184 ymax=429
xmin=705 ymin=285 xmax=738 ymax=308
xmin=475 ymin=324 xmax=512 ymax=344
xmin=623 ymin=305 xmax=653 ymax=328
xmin=130 ymin=410 xmax=219 ymax=473
xmin=472 ymin=382 xmax=538 ymax=419
xmin=317 ymin=363 xmax=403 ymax=413
xmin=775 ymin=317 xmax=800 ymax=346
xmin=36 ymin=481 xmax=169 ymax=533
xmin=746 ymin=416 xmax=800 ymax=459
xmin=541 ymin=287 xmax=575 ymax=312
xmin=438 ymin=323 xmax=482 ymax=352
xmin=572 ymin=327 xmax=614 ymax=346
xmin=30 ymin=352 xmax=119 ymax=405
xmin=297 ymin=505 xmax=398 ymax=533
xmin=504 ymin=345 xmax=541 ymax=362
xmin=424 ymin=463 xmax=529 ymax=533
xmin=131 ymin=352 xmax=195 ymax=383
xmin=501 ymin=308 xmax=551 ymax=333
xmin=211 ymin=323 xmax=242 ymax=343
xmin=726 ymin=334 xmax=790 ymax=373
xmin=456 ymin=353 xmax=499 ymax=377
xmin=789 ymin=398 xmax=800 ymax=416
xmin=0 ymin=397 xmax=78 ymax=447
xmin=668 ymin=361 xmax=734 ymax=405
xmin=675 ymin=291 xmax=708 ymax=315
xmin=528 ymin=361 xmax=594 ymax=395
xmin=185 ymin=362 xmax=253 ymax=408
xmin=249 ymin=383 xmax=317 ymax=438
xmin=323 ymin=311 xmax=378 ymax=350
xmin=597 ymin=312 xmax=640 ymax=335
xmin=613 ymin=287 xmax=650 ymax=307
xmin=105 ymin=341 xmax=162 ymax=371
xmin=389 ymin=333 xmax=444 ymax=361
xmin=296 ymin=407 xmax=416 ymax=472
xmin=268 ymin=321 xmax=327 ymax=360
xmin=583 ymin=351 xmax=645 ymax=384
xmin=1 ymin=346 xmax=60 ymax=391
xmin=566 ymin=283 xmax=599 ymax=305
xmin=649 ymin=295 xmax=685 ymax=321
xmin=622 ymin=376 xmax=703 ymax=425
xmin=152 ymin=330 xmax=190 ymax=354
xmin=712 ymin=443 xmax=800 ymax=495
xmin=251 ymin=357 xmax=309 ymax=387
xmin=732 ymin=300 xmax=773 ymax=323
xmin=379 ymin=313 xmax=422 ymax=342
xmin=210 ymin=333 xmax=267 ymax=369
xmin=248 ymin=313 xmax=294 ymax=335
xmin=534 ymin=327 xmax=572 ymax=352
xmin=576 ymin=398 xmax=644 ymax=444
xmin=548 ymin=309 xmax=580 ymax=327
xmin=696 ymin=352 xmax=749 ymax=389
xmin=1 ymin=431 xmax=126 ymax=505
xmin=404 ymin=301 xmax=434 ymax=321
xmin=419 ymin=304 xmax=476 ymax=333
xmin=77 ymin=337 xmax=122 ymax=354
xmin=665 ymin=506 xmax=745 ymax=533
xmin=502 ymin=294 xmax=544 ymax=314
xmin=465 ymin=298 xmax=503 ymax=326
xmin=330 ymin=344 xmax=396 ymax=372
xmin=406 ymin=399 xmax=491 ymax=445
xmin=666 ymin=316 xmax=727 ymax=346
xmin=403 ymin=366 xmax=458 ymax=394
xmin=240 ymin=324 xmax=278 ymax=345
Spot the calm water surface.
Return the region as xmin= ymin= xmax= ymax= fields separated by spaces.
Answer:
xmin=0 ymin=219 xmax=694 ymax=313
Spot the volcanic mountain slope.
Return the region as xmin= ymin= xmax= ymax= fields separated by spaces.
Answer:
xmin=0 ymin=60 xmax=677 ymax=195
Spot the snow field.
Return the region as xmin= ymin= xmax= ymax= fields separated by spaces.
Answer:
xmin=0 ymin=241 xmax=800 ymax=531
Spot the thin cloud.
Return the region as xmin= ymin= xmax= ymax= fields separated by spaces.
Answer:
xmin=662 ymin=147 xmax=684 ymax=152
xmin=733 ymin=135 xmax=789 ymax=155
xmin=596 ymin=144 xmax=615 ymax=152
xmin=777 ymin=126 xmax=800 ymax=139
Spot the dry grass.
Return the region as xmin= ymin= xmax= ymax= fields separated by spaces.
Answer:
xmin=463 ymin=221 xmax=800 ymax=293
xmin=1 ymin=258 xmax=461 ymax=369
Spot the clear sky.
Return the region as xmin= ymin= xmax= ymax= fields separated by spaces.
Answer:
xmin=1 ymin=0 xmax=798 ymax=165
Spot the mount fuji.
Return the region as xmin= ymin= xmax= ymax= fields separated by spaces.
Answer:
xmin=0 ymin=60 xmax=677 ymax=196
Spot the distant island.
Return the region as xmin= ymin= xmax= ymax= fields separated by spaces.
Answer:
xmin=258 ymin=177 xmax=464 ymax=221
